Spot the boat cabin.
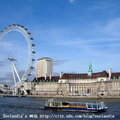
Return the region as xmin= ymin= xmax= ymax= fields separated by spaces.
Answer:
xmin=45 ymin=99 xmax=107 ymax=110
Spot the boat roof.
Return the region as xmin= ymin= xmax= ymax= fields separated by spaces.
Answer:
xmin=47 ymin=99 xmax=61 ymax=102
xmin=47 ymin=99 xmax=104 ymax=104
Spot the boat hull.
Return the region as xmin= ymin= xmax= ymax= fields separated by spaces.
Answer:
xmin=45 ymin=106 xmax=107 ymax=113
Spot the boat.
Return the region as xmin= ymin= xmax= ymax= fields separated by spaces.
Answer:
xmin=45 ymin=99 xmax=108 ymax=112
xmin=0 ymin=94 xmax=26 ymax=97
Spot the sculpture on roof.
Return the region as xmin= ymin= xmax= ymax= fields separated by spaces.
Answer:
xmin=88 ymin=62 xmax=93 ymax=76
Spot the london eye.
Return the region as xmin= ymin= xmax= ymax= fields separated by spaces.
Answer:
xmin=0 ymin=24 xmax=35 ymax=95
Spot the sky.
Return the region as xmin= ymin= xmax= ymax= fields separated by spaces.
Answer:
xmin=0 ymin=0 xmax=120 ymax=85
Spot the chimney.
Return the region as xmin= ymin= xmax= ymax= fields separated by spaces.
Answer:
xmin=50 ymin=73 xmax=52 ymax=79
xmin=109 ymin=68 xmax=112 ymax=81
xmin=36 ymin=74 xmax=38 ymax=80
xmin=60 ymin=72 xmax=63 ymax=78
xmin=45 ymin=74 xmax=47 ymax=80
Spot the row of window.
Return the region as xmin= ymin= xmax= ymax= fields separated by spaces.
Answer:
xmin=33 ymin=81 xmax=58 ymax=83
xmin=111 ymin=77 xmax=120 ymax=81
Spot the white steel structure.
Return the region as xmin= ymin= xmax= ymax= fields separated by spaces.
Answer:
xmin=36 ymin=57 xmax=53 ymax=78
xmin=0 ymin=24 xmax=35 ymax=96
xmin=6 ymin=57 xmax=20 ymax=86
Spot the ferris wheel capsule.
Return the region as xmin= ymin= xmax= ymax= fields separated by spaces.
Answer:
xmin=32 ymin=44 xmax=35 ymax=46
xmin=24 ymin=28 xmax=28 ymax=31
xmin=32 ymin=58 xmax=35 ymax=61
xmin=30 ymin=37 xmax=33 ymax=40
xmin=32 ymin=51 xmax=35 ymax=54
xmin=21 ymin=25 xmax=24 ymax=28
xmin=28 ymin=32 xmax=31 ymax=35
xmin=30 ymin=66 xmax=34 ymax=69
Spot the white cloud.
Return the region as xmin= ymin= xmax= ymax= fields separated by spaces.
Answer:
xmin=54 ymin=37 xmax=120 ymax=48
xmin=103 ymin=18 xmax=120 ymax=36
xmin=0 ymin=61 xmax=4 ymax=66
xmin=54 ymin=59 xmax=69 ymax=66
xmin=4 ymin=80 xmax=11 ymax=83
xmin=27 ymin=6 xmax=34 ymax=12
xmin=69 ymin=0 xmax=74 ymax=3
xmin=91 ymin=1 xmax=114 ymax=11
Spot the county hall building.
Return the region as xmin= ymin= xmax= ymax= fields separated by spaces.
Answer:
xmin=32 ymin=58 xmax=120 ymax=98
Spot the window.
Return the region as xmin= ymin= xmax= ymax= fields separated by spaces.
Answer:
xmin=98 ymin=104 xmax=102 ymax=108
xmin=87 ymin=89 xmax=90 ymax=93
xmin=87 ymin=104 xmax=92 ymax=108
xmin=93 ymin=104 xmax=97 ymax=109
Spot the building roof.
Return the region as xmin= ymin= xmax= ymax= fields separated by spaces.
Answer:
xmin=61 ymin=71 xmax=109 ymax=79
xmin=33 ymin=76 xmax=60 ymax=82
xmin=37 ymin=57 xmax=53 ymax=61
xmin=111 ymin=72 xmax=120 ymax=79
xmin=33 ymin=71 xmax=120 ymax=82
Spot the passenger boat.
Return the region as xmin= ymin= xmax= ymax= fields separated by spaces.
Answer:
xmin=0 ymin=94 xmax=26 ymax=97
xmin=45 ymin=99 xmax=108 ymax=112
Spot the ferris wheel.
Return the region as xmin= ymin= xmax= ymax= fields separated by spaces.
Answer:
xmin=0 ymin=24 xmax=35 ymax=88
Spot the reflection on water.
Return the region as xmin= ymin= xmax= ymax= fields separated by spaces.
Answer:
xmin=0 ymin=97 xmax=120 ymax=120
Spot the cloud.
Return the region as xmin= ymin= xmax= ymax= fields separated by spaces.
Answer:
xmin=103 ymin=18 xmax=120 ymax=36
xmin=0 ymin=70 xmax=25 ymax=86
xmin=0 ymin=68 xmax=35 ymax=86
xmin=55 ymin=38 xmax=82 ymax=47
xmin=53 ymin=72 xmax=60 ymax=76
xmin=54 ymin=59 xmax=69 ymax=66
xmin=27 ymin=6 xmax=34 ymax=12
xmin=33 ymin=24 xmax=120 ymax=61
xmin=28 ymin=15 xmax=120 ymax=73
xmin=0 ymin=77 xmax=14 ymax=86
xmin=4 ymin=80 xmax=11 ymax=83
xmin=0 ymin=41 xmax=16 ymax=52
xmin=0 ymin=61 xmax=4 ymax=66
xmin=91 ymin=1 xmax=114 ymax=11
xmin=55 ymin=37 xmax=120 ymax=48
xmin=69 ymin=0 xmax=74 ymax=3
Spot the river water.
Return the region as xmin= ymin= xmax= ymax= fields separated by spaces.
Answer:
xmin=0 ymin=96 xmax=120 ymax=120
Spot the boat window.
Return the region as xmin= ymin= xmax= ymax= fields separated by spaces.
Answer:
xmin=50 ymin=102 xmax=53 ymax=106
xmin=87 ymin=104 xmax=92 ymax=108
xmin=62 ymin=102 xmax=70 ymax=106
xmin=98 ymin=103 xmax=102 ymax=108
xmin=47 ymin=102 xmax=50 ymax=106
xmin=79 ymin=103 xmax=86 ymax=108
xmin=93 ymin=104 xmax=97 ymax=109
xmin=82 ymin=103 xmax=86 ymax=106
xmin=101 ymin=102 xmax=105 ymax=108
xmin=53 ymin=102 xmax=61 ymax=106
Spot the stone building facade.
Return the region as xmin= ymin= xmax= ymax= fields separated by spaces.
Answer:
xmin=32 ymin=76 xmax=59 ymax=95
xmin=58 ymin=71 xmax=120 ymax=97
xmin=32 ymin=63 xmax=120 ymax=98
xmin=36 ymin=57 xmax=53 ymax=78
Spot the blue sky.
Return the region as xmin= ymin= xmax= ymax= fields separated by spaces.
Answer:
xmin=0 ymin=0 xmax=120 ymax=85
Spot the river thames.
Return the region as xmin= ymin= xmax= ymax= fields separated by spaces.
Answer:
xmin=0 ymin=96 xmax=120 ymax=120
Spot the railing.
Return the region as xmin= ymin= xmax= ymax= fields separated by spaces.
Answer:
xmin=46 ymin=100 xmax=105 ymax=110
